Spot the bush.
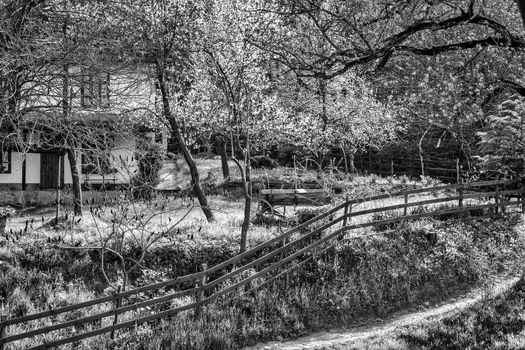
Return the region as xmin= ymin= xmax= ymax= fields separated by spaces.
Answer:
xmin=0 ymin=206 xmax=15 ymax=235
xmin=0 ymin=206 xmax=16 ymax=218
xmin=132 ymin=140 xmax=166 ymax=199
xmin=371 ymin=209 xmax=403 ymax=231
xmin=251 ymin=155 xmax=278 ymax=169
xmin=294 ymin=206 xmax=326 ymax=224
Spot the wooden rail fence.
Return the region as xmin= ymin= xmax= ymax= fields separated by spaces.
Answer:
xmin=1 ymin=179 xmax=524 ymax=349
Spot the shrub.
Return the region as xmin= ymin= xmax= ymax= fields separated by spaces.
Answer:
xmin=294 ymin=205 xmax=333 ymax=225
xmin=132 ymin=140 xmax=166 ymax=199
xmin=0 ymin=206 xmax=16 ymax=218
xmin=371 ymin=209 xmax=403 ymax=231
xmin=251 ymin=155 xmax=278 ymax=169
xmin=0 ymin=206 xmax=15 ymax=235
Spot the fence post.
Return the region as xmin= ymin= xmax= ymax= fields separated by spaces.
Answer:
xmin=195 ymin=263 xmax=207 ymax=318
xmin=521 ymin=180 xmax=525 ymax=214
xmin=390 ymin=160 xmax=394 ymax=176
xmin=456 ymin=159 xmax=460 ymax=184
xmin=458 ymin=178 xmax=464 ymax=209
xmin=501 ymin=184 xmax=507 ymax=214
xmin=342 ymin=196 xmax=349 ymax=227
xmin=368 ymin=151 xmax=372 ymax=174
xmin=495 ymin=185 xmax=500 ymax=215
xmin=110 ymin=286 xmax=122 ymax=340
xmin=0 ymin=314 xmax=6 ymax=350
xmin=403 ymin=194 xmax=408 ymax=217
xmin=340 ymin=199 xmax=351 ymax=240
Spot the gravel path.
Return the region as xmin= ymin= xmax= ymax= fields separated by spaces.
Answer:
xmin=245 ymin=276 xmax=520 ymax=350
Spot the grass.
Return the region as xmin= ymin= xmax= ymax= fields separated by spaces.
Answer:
xmin=399 ymin=274 xmax=525 ymax=350
xmin=1 ymin=158 xmax=524 ymax=349
xmin=100 ymin=216 xmax=525 ymax=350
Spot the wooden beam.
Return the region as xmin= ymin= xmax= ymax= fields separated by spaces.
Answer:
xmin=21 ymin=156 xmax=26 ymax=191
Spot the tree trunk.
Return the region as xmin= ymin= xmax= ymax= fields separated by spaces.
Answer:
xmin=342 ymin=147 xmax=349 ymax=173
xmin=67 ymin=148 xmax=82 ymax=216
xmin=419 ymin=127 xmax=430 ymax=177
xmin=62 ymin=64 xmax=83 ymax=216
xmin=0 ymin=217 xmax=6 ymax=236
xmin=237 ymin=148 xmax=251 ymax=253
xmin=215 ymin=135 xmax=229 ymax=180
xmin=348 ymin=151 xmax=357 ymax=173
xmin=156 ymin=64 xmax=214 ymax=222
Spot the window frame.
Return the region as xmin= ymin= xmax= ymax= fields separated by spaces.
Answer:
xmin=80 ymin=72 xmax=110 ymax=108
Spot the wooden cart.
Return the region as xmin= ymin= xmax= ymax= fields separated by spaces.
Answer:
xmin=253 ymin=188 xmax=331 ymax=222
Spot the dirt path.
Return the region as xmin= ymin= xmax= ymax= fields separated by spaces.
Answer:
xmin=245 ymin=276 xmax=520 ymax=350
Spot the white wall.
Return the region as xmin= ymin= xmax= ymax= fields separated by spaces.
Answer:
xmin=81 ymin=134 xmax=138 ymax=185
xmin=64 ymin=153 xmax=73 ymax=184
xmin=0 ymin=152 xmax=75 ymax=186
xmin=0 ymin=152 xmax=23 ymax=184
xmin=26 ymin=153 xmax=41 ymax=184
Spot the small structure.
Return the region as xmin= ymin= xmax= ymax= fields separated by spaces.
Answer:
xmin=0 ymin=65 xmax=168 ymax=206
xmin=254 ymin=188 xmax=331 ymax=221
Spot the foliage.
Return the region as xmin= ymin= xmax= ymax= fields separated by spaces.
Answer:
xmin=250 ymin=155 xmax=278 ymax=169
xmin=132 ymin=139 xmax=166 ymax=198
xmin=116 ymin=217 xmax=525 ymax=350
xmin=0 ymin=206 xmax=16 ymax=218
xmin=477 ymin=96 xmax=525 ymax=177
xmin=280 ymin=73 xmax=400 ymax=158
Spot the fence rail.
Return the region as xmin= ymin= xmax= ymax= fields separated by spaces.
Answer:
xmin=1 ymin=178 xmax=523 ymax=350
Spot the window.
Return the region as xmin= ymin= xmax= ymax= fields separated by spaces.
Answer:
xmin=80 ymin=72 xmax=110 ymax=108
xmin=0 ymin=150 xmax=10 ymax=174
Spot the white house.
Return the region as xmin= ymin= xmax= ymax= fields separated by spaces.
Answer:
xmin=0 ymin=65 xmax=168 ymax=206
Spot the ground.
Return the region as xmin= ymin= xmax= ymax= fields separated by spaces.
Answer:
xmin=246 ymin=276 xmax=521 ymax=350
xmin=2 ymin=157 xmax=524 ymax=350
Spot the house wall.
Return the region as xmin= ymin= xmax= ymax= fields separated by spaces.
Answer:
xmin=0 ymin=134 xmax=141 ymax=206
xmin=27 ymin=153 xmax=42 ymax=184
xmin=1 ymin=63 xmax=166 ymax=206
xmin=81 ymin=134 xmax=138 ymax=185
xmin=0 ymin=152 xmax=73 ymax=190
xmin=0 ymin=152 xmax=23 ymax=185
xmin=21 ymin=67 xmax=157 ymax=118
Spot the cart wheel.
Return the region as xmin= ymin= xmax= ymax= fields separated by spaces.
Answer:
xmin=270 ymin=205 xmax=287 ymax=220
xmin=250 ymin=199 xmax=274 ymax=224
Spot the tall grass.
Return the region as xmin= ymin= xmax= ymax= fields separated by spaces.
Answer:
xmin=104 ymin=216 xmax=525 ymax=350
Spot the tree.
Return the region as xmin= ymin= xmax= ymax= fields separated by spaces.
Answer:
xmin=113 ymin=0 xmax=215 ymax=222
xmin=477 ymin=95 xmax=525 ymax=177
xmin=253 ymin=1 xmax=524 ymax=77
xmin=277 ymin=72 xmax=399 ymax=172
xmin=246 ymin=1 xmax=525 ymax=161
xmin=180 ymin=0 xmax=289 ymax=251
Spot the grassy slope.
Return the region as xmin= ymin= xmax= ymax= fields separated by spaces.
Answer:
xmin=116 ymin=216 xmax=525 ymax=350
xmin=1 ymin=158 xmax=524 ymax=349
xmin=399 ymin=274 xmax=525 ymax=350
